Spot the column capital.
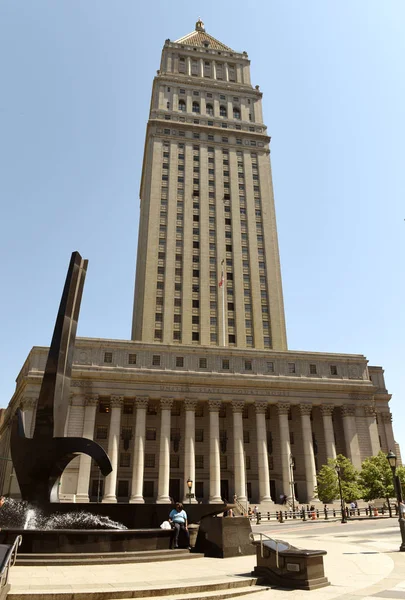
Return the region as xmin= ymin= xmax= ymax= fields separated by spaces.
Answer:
xmin=380 ymin=412 xmax=392 ymax=424
xmin=341 ymin=404 xmax=356 ymax=418
xmin=363 ymin=404 xmax=376 ymax=417
xmin=70 ymin=395 xmax=85 ymax=407
xmin=320 ymin=405 xmax=334 ymax=417
xmin=20 ymin=397 xmax=37 ymax=410
xmin=135 ymin=396 xmax=149 ymax=410
xmin=160 ymin=397 xmax=174 ymax=410
xmin=184 ymin=398 xmax=198 ymax=411
xmin=85 ymin=395 xmax=99 ymax=407
xmin=299 ymin=403 xmax=312 ymax=417
xmin=208 ymin=399 xmax=222 ymax=412
xmin=277 ymin=402 xmax=290 ymax=415
xmin=110 ymin=395 xmax=124 ymax=408
xmin=255 ymin=400 xmax=268 ymax=415
xmin=231 ymin=399 xmax=245 ymax=413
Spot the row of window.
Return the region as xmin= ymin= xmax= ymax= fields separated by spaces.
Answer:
xmin=160 ymin=128 xmax=261 ymax=146
xmin=178 ymin=56 xmax=237 ymax=82
xmin=178 ymin=100 xmax=244 ymax=121
xmin=103 ymin=351 xmax=340 ymax=376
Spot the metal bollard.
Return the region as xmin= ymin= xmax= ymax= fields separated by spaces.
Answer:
xmin=267 ymin=511 xmax=270 ymax=521
xmin=256 ymin=512 xmax=261 ymax=524
xmin=333 ymin=508 xmax=336 ymax=517
xmin=324 ymin=506 xmax=328 ymax=520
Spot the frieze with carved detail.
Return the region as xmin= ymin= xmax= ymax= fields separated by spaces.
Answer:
xmin=362 ymin=405 xmax=376 ymax=417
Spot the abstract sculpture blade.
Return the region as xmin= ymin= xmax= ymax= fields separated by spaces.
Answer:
xmin=10 ymin=252 xmax=112 ymax=504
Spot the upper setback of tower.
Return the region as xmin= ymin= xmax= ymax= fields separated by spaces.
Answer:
xmin=133 ymin=21 xmax=287 ymax=351
xmin=139 ymin=19 xmax=266 ymax=200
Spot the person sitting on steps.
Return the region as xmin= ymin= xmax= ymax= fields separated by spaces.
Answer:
xmin=168 ymin=502 xmax=190 ymax=550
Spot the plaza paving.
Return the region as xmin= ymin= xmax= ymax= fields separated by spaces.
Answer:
xmin=8 ymin=519 xmax=405 ymax=599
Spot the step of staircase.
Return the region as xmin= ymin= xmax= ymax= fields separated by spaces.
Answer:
xmin=16 ymin=548 xmax=202 ymax=565
xmin=8 ymin=576 xmax=266 ymax=600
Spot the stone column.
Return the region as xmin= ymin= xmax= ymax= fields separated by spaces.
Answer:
xmin=299 ymin=404 xmax=318 ymax=502
xmin=183 ymin=398 xmax=198 ymax=504
xmin=381 ymin=412 xmax=396 ymax=454
xmin=212 ymin=60 xmax=216 ymax=79
xmin=102 ymin=396 xmax=123 ymax=503
xmin=76 ymin=395 xmax=99 ymax=502
xmin=341 ymin=405 xmax=361 ymax=469
xmin=232 ymin=400 xmax=247 ymax=502
xmin=20 ymin=397 xmax=36 ymax=438
xmin=187 ymin=56 xmax=191 ymax=76
xmin=199 ymin=58 xmax=204 ymax=77
xmin=363 ymin=405 xmax=380 ymax=456
xmin=130 ymin=396 xmax=149 ymax=503
xmin=320 ymin=405 xmax=336 ymax=460
xmin=156 ymin=397 xmax=174 ymax=503
xmin=224 ymin=62 xmax=229 ymax=81
xmin=277 ymin=403 xmax=292 ymax=500
xmin=255 ymin=401 xmax=272 ymax=502
xmin=208 ymin=399 xmax=222 ymax=503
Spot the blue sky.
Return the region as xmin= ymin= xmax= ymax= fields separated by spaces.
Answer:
xmin=0 ymin=1 xmax=404 ymax=456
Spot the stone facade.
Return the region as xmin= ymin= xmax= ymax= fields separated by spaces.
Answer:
xmin=0 ymin=22 xmax=399 ymax=504
xmin=0 ymin=341 xmax=396 ymax=504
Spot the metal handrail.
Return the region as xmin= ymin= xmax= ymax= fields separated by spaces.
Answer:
xmin=249 ymin=531 xmax=284 ymax=568
xmin=0 ymin=535 xmax=22 ymax=588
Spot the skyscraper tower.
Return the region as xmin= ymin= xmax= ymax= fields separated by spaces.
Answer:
xmin=132 ymin=19 xmax=287 ymax=351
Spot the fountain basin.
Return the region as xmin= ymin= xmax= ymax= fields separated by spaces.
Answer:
xmin=0 ymin=527 xmax=173 ymax=554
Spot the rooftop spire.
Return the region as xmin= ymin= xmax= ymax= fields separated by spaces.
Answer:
xmin=195 ymin=17 xmax=205 ymax=32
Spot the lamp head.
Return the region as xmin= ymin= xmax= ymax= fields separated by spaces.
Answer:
xmin=187 ymin=477 xmax=193 ymax=490
xmin=387 ymin=450 xmax=397 ymax=470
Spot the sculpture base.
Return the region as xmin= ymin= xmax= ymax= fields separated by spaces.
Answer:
xmin=195 ymin=515 xmax=255 ymax=558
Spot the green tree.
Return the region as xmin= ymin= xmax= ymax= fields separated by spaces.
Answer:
xmin=360 ymin=451 xmax=405 ymax=507
xmin=315 ymin=454 xmax=361 ymax=504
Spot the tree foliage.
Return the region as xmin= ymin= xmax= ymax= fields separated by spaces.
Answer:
xmin=315 ymin=454 xmax=362 ymax=504
xmin=359 ymin=451 xmax=405 ymax=502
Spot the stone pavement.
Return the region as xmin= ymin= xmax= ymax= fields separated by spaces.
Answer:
xmin=8 ymin=524 xmax=405 ymax=599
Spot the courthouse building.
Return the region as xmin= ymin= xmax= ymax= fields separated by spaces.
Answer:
xmin=0 ymin=21 xmax=398 ymax=506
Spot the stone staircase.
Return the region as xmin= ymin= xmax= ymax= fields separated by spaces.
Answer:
xmin=8 ymin=575 xmax=266 ymax=600
xmin=16 ymin=548 xmax=202 ymax=566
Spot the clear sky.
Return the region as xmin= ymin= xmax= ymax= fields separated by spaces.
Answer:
xmin=0 ymin=1 xmax=403 ymax=456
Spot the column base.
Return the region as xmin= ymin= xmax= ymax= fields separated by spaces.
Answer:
xmin=156 ymin=496 xmax=171 ymax=503
xmin=102 ymin=496 xmax=117 ymax=503
xmin=182 ymin=497 xmax=198 ymax=505
xmin=236 ymin=495 xmax=247 ymax=503
xmin=129 ymin=496 xmax=145 ymax=504
xmin=75 ymin=494 xmax=90 ymax=503
xmin=259 ymin=496 xmax=274 ymax=504
xmin=209 ymin=496 xmax=224 ymax=504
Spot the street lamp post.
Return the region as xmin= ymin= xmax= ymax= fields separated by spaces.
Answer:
xmin=289 ymin=454 xmax=296 ymax=518
xmin=335 ymin=464 xmax=347 ymax=524
xmin=187 ymin=477 xmax=193 ymax=505
xmin=386 ymin=451 xmax=405 ymax=552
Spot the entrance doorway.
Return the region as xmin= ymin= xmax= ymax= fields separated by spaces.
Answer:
xmin=220 ymin=479 xmax=229 ymax=502
xmin=169 ymin=479 xmax=180 ymax=502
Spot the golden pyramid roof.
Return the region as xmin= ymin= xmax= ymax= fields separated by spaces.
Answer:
xmin=175 ymin=19 xmax=234 ymax=52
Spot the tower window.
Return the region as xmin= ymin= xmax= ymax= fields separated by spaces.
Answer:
xmin=330 ymin=365 xmax=338 ymax=375
xmin=233 ymin=107 xmax=241 ymax=119
xmin=206 ymin=103 xmax=214 ymax=116
xmin=178 ymin=99 xmax=186 ymax=112
xmin=192 ymin=102 xmax=200 ymax=114
xmin=220 ymin=105 xmax=227 ymax=117
xmin=309 ymin=364 xmax=317 ymax=375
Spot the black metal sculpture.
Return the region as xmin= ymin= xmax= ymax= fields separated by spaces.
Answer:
xmin=10 ymin=252 xmax=112 ymax=504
